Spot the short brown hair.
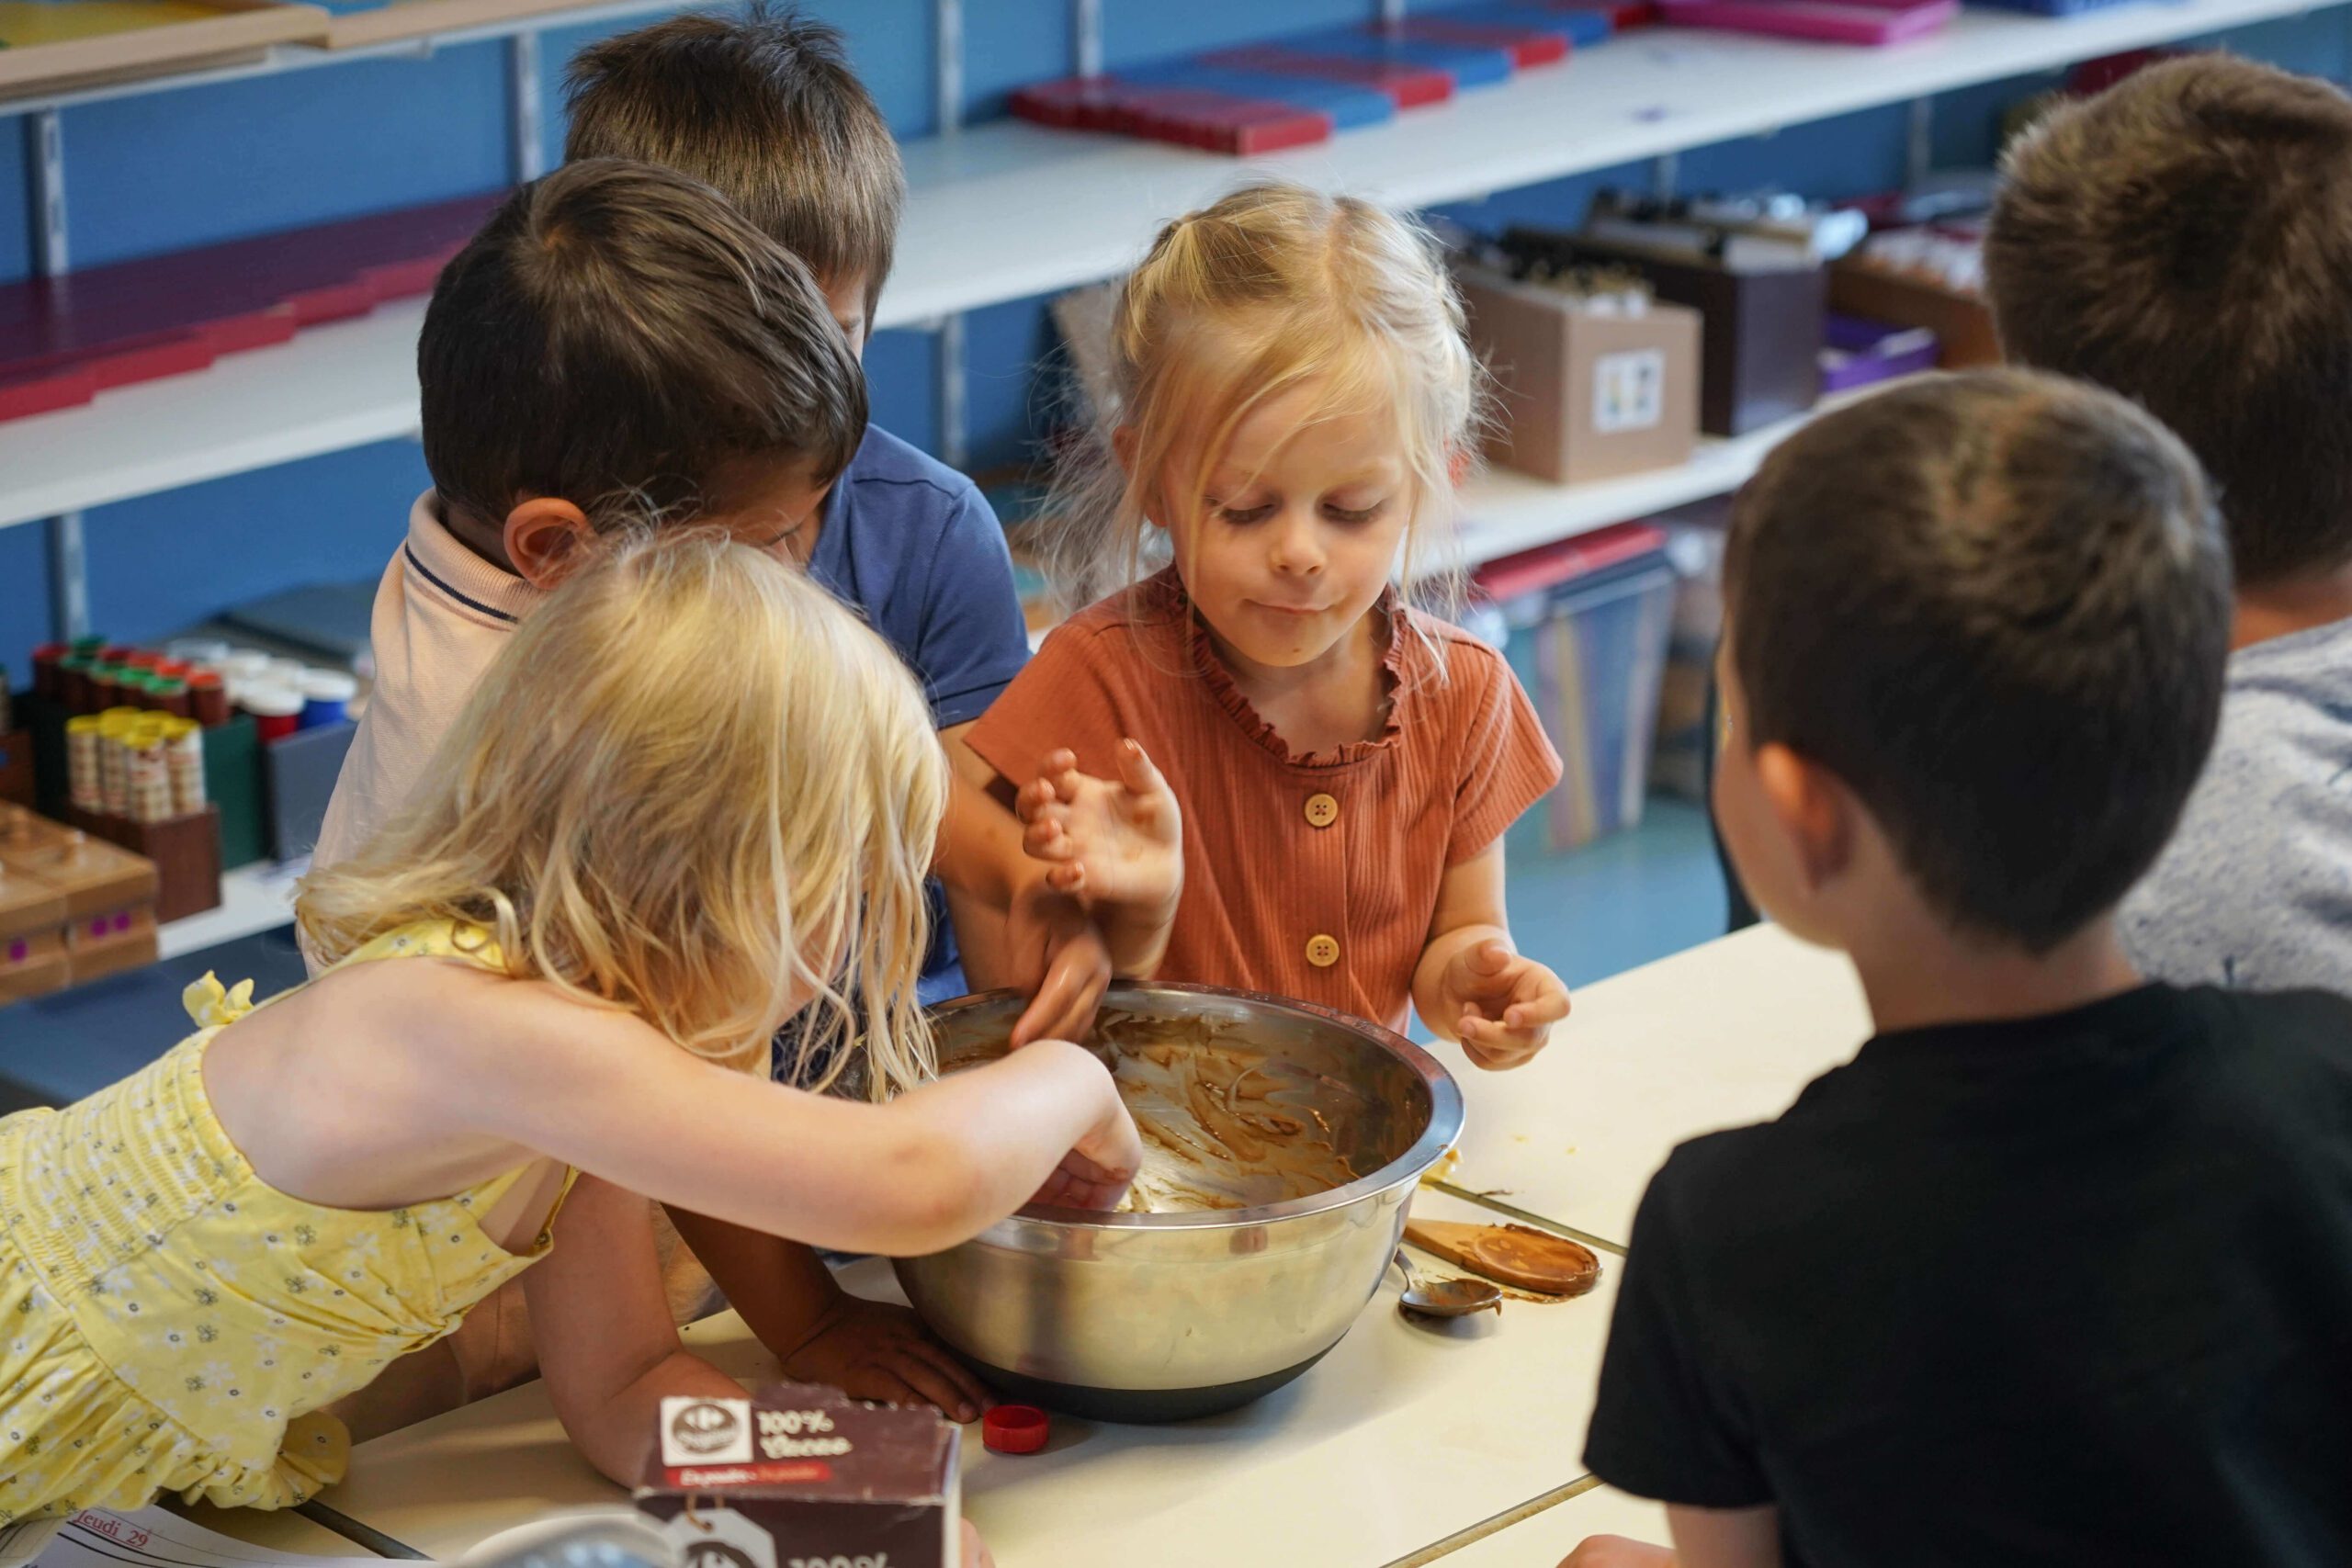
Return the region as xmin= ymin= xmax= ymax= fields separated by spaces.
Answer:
xmin=1725 ymin=371 xmax=2232 ymax=953
xmin=1988 ymin=56 xmax=2352 ymax=584
xmin=563 ymin=5 xmax=904 ymax=313
xmin=419 ymin=158 xmax=866 ymax=531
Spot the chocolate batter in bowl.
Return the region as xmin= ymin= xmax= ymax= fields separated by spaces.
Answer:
xmin=893 ymin=984 xmax=1463 ymax=1423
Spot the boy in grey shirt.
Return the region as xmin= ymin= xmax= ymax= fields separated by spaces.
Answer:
xmin=1986 ymin=57 xmax=2352 ymax=995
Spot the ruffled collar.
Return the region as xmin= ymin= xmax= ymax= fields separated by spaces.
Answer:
xmin=1136 ymin=569 xmax=1415 ymax=769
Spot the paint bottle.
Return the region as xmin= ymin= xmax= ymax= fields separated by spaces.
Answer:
xmin=149 ymin=676 xmax=192 ymax=720
xmin=127 ymin=721 xmax=173 ymax=825
xmin=298 ymin=671 xmax=356 ymax=729
xmin=241 ymin=684 xmax=304 ymax=743
xmin=96 ymin=711 xmax=141 ymax=818
xmin=187 ymin=671 xmax=231 ymax=728
xmin=30 ymin=644 xmax=66 ymax=702
xmin=266 ymin=659 xmax=309 ymax=690
xmin=64 ymin=716 xmax=103 ymax=813
xmin=57 ymin=656 xmax=95 ymax=714
xmin=221 ymin=650 xmax=273 ymax=685
xmin=165 ymin=638 xmax=231 ymax=671
xmin=164 ymin=718 xmax=207 ymax=816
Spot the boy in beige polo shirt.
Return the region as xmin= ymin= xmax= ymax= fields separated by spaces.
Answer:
xmin=320 ymin=162 xmax=1176 ymax=1438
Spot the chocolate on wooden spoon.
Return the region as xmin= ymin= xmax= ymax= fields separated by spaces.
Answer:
xmin=1403 ymin=1219 xmax=1601 ymax=1298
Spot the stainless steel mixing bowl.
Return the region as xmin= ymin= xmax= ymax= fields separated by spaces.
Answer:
xmin=892 ymin=982 xmax=1463 ymax=1422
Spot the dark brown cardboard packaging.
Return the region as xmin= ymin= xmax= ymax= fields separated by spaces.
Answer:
xmin=635 ymin=1386 xmax=961 ymax=1568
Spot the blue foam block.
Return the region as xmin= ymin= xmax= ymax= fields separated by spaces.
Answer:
xmin=1287 ymin=28 xmax=1518 ymax=88
xmin=1124 ymin=63 xmax=1397 ymax=130
xmin=1445 ymin=3 xmax=1616 ymax=46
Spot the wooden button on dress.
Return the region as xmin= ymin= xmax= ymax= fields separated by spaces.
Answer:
xmin=1306 ymin=933 xmax=1340 ymax=968
xmin=1304 ymin=792 xmax=1340 ymax=829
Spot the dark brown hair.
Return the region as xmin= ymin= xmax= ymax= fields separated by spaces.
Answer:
xmin=419 ymin=158 xmax=866 ymax=532
xmin=562 ymin=5 xmax=904 ymax=315
xmin=1725 ymin=370 xmax=2233 ymax=953
xmin=1988 ymin=55 xmax=2352 ymax=585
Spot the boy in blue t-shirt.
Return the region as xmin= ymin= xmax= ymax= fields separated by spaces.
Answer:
xmin=557 ymin=8 xmax=1176 ymax=1427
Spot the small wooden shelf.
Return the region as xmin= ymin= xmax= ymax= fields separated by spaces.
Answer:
xmin=0 ymin=2 xmax=329 ymax=101
xmin=321 ymin=0 xmax=589 ymax=50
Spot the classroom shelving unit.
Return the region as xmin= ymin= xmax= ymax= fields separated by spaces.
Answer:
xmin=5 ymin=0 xmax=2344 ymax=956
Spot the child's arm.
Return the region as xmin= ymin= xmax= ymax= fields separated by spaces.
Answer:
xmin=941 ymin=730 xmax=1114 ymax=1046
xmin=1559 ymin=1539 xmax=1679 ymax=1567
xmin=1665 ymin=1506 xmax=1781 ymax=1568
xmin=462 ymin=977 xmax=1141 ymax=1256
xmin=526 ymin=1173 xmax=753 ymax=1485
xmin=1412 ymin=840 xmax=1570 ymax=1069
xmin=663 ymin=1210 xmax=987 ymax=1422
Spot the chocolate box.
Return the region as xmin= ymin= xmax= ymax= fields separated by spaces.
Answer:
xmin=635 ymin=1387 xmax=961 ymax=1568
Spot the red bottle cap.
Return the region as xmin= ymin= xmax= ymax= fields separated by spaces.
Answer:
xmin=981 ymin=1404 xmax=1049 ymax=1455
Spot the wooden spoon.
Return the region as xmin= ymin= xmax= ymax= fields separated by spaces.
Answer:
xmin=1403 ymin=1218 xmax=1601 ymax=1297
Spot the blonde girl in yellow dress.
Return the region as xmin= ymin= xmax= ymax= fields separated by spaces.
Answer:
xmin=0 ymin=532 xmax=1139 ymax=1551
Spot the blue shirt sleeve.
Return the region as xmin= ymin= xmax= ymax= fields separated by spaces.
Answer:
xmin=917 ymin=481 xmax=1031 ymax=728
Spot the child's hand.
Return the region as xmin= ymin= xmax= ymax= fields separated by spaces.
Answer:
xmin=960 ymin=1518 xmax=995 ymax=1568
xmin=1440 ymin=938 xmax=1570 ymax=1069
xmin=1005 ymin=886 xmax=1114 ymax=1048
xmin=782 ymin=1296 xmax=990 ymax=1424
xmin=1018 ymin=740 xmax=1182 ymax=920
xmin=1026 ymin=1075 xmax=1142 ymax=1211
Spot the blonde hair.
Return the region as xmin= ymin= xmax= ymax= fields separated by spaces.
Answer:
xmin=1041 ymin=182 xmax=1484 ymax=623
xmin=299 ymin=531 xmax=945 ymax=1095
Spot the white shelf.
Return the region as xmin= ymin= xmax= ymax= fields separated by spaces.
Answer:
xmin=882 ymin=0 xmax=2338 ymax=324
xmin=157 ymin=861 xmax=300 ymax=961
xmin=0 ymin=301 xmax=424 ymax=533
xmin=0 ymin=0 xmax=2335 ymax=528
xmin=1449 ymin=379 xmax=1906 ymax=570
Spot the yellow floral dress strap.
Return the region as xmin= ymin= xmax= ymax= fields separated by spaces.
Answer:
xmin=183 ymin=972 xmax=257 ymax=1030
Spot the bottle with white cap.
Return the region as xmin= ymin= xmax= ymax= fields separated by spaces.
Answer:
xmin=298 ymin=670 xmax=358 ymax=730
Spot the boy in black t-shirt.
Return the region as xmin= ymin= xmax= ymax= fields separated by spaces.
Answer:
xmin=1576 ymin=371 xmax=2352 ymax=1568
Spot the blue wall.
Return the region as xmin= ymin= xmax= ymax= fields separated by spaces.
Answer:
xmin=2 ymin=2 xmax=2346 ymax=667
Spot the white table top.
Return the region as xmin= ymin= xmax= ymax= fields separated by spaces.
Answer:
xmin=1437 ymin=1482 xmax=1671 ymax=1567
xmin=172 ymin=1503 xmax=376 ymax=1559
xmin=1430 ymin=925 xmax=1871 ymax=1249
xmin=315 ymin=1190 xmax=1619 ymax=1568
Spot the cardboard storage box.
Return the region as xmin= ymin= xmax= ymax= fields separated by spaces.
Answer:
xmin=1503 ymin=226 xmax=1826 ymax=436
xmin=1459 ymin=265 xmax=1702 ymax=487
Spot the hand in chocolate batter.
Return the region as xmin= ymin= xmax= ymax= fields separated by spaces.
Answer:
xmin=782 ymin=1296 xmax=991 ymax=1424
xmin=1029 ymin=1095 xmax=1145 ymax=1211
xmin=1018 ymin=740 xmax=1183 ymax=973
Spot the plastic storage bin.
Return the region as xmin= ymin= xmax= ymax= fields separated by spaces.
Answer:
xmin=1476 ymin=523 xmax=1678 ymax=854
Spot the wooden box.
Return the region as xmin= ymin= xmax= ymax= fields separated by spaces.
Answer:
xmin=124 ymin=807 xmax=223 ymax=924
xmin=66 ymin=805 xmax=220 ymax=922
xmin=0 ymin=3 xmax=331 ymax=100
xmin=0 ymin=858 xmax=68 ymax=1005
xmin=1828 ymin=261 xmax=2000 ymax=368
xmin=0 ymin=822 xmax=159 ymax=988
xmin=1459 ymin=265 xmax=1702 ymax=486
xmin=0 ymin=728 xmax=31 ymax=808
xmin=322 ymin=0 xmax=582 ymax=49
